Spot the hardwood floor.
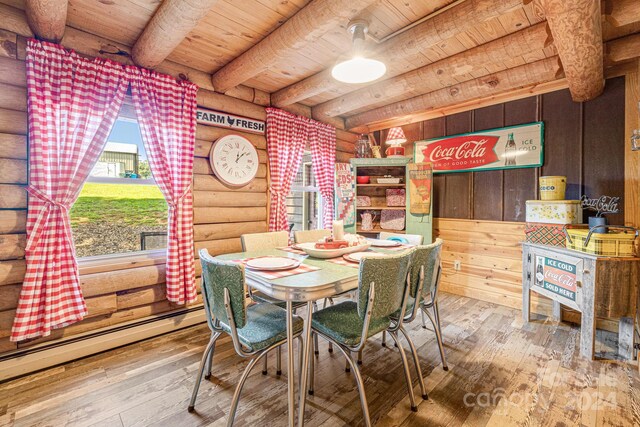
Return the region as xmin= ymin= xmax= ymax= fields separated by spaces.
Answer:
xmin=0 ymin=294 xmax=638 ymax=427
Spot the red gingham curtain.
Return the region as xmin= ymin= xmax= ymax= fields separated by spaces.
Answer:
xmin=266 ymin=108 xmax=309 ymax=231
xmin=11 ymin=40 xmax=130 ymax=341
xmin=309 ymin=121 xmax=336 ymax=228
xmin=128 ymin=67 xmax=198 ymax=304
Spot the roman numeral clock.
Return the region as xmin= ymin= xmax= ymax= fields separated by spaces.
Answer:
xmin=209 ymin=134 xmax=259 ymax=187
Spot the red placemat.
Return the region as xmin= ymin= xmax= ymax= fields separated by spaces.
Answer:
xmin=277 ymin=246 xmax=307 ymax=255
xmin=233 ymin=257 xmax=320 ymax=280
xmin=326 ymin=257 xmax=359 ymax=268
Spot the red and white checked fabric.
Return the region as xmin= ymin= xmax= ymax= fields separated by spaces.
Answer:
xmin=11 ymin=40 xmax=130 ymax=341
xmin=266 ymin=108 xmax=309 ymax=232
xmin=128 ymin=67 xmax=198 ymax=305
xmin=232 ymin=257 xmax=320 ymax=280
xmin=308 ymin=120 xmax=336 ymax=228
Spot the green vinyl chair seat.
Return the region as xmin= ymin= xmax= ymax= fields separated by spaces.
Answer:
xmin=311 ymin=301 xmax=392 ymax=347
xmin=218 ymin=302 xmax=304 ymax=352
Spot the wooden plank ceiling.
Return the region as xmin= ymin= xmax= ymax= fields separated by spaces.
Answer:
xmin=4 ymin=0 xmax=640 ymax=131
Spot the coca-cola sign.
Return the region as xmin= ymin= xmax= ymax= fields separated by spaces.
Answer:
xmin=414 ymin=122 xmax=544 ymax=173
xmin=534 ymin=256 xmax=577 ymax=302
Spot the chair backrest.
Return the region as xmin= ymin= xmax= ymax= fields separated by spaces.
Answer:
xmin=408 ymin=239 xmax=443 ymax=300
xmin=294 ymin=229 xmax=331 ymax=244
xmin=199 ymin=249 xmax=247 ymax=329
xmin=357 ymin=250 xmax=414 ymax=321
xmin=241 ymin=231 xmax=289 ymax=251
xmin=379 ymin=232 xmax=424 ymax=245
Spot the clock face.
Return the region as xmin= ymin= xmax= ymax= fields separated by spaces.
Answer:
xmin=209 ymin=135 xmax=259 ymax=187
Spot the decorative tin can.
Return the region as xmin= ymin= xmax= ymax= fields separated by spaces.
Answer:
xmin=539 ymin=176 xmax=566 ymax=200
xmin=525 ymin=200 xmax=583 ymax=224
xmin=524 ymin=222 xmax=567 ymax=247
xmin=386 ymin=189 xmax=405 ymax=207
xmin=380 ymin=210 xmax=405 ymax=231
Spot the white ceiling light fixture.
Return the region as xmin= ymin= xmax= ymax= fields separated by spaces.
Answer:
xmin=331 ymin=20 xmax=386 ymax=84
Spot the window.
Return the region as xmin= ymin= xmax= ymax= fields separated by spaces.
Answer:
xmin=70 ymin=116 xmax=168 ymax=258
xmin=287 ymin=152 xmax=322 ymax=232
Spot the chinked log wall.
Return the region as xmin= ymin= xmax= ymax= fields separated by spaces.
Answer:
xmin=0 ymin=21 xmax=357 ymax=354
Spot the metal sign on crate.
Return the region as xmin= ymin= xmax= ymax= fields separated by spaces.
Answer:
xmin=414 ymin=122 xmax=544 ymax=173
xmin=534 ymin=255 xmax=578 ymax=302
xmin=196 ymin=108 xmax=265 ymax=135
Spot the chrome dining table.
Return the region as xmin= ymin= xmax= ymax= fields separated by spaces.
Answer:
xmin=216 ymin=248 xmax=362 ymax=427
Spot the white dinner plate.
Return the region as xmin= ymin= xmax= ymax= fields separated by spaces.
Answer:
xmin=366 ymin=238 xmax=402 ymax=248
xmin=245 ymin=257 xmax=300 ymax=271
xmin=343 ymin=252 xmax=389 ymax=263
xmin=297 ymin=242 xmax=370 ymax=259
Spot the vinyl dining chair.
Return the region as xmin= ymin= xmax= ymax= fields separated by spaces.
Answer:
xmin=305 ymin=250 xmax=419 ymax=425
xmin=380 ymin=239 xmax=447 ymax=375
xmin=240 ymin=231 xmax=311 ymax=375
xmin=379 ymin=231 xmax=424 ymax=245
xmin=293 ymin=229 xmax=331 ymax=244
xmin=240 ymin=231 xmax=289 ymax=251
xmin=188 ymin=250 xmax=304 ymax=426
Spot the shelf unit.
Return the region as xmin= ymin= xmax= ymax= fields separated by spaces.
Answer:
xmin=346 ymin=158 xmax=432 ymax=243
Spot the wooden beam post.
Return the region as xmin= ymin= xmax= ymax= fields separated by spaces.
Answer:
xmin=271 ymin=0 xmax=524 ymax=107
xmin=345 ymin=57 xmax=563 ymax=129
xmin=313 ymin=22 xmax=554 ymax=118
xmin=209 ymin=0 xmax=379 ymax=93
xmin=624 ymin=60 xmax=640 ymax=230
xmin=24 ymin=0 xmax=67 ymax=42
xmin=538 ymin=0 xmax=604 ymax=102
xmin=131 ymin=0 xmax=219 ymax=69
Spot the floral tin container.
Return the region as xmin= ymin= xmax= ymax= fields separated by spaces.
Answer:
xmin=525 ymin=200 xmax=583 ymax=225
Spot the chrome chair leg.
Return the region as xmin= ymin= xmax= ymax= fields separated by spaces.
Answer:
xmin=423 ymin=305 xmax=448 ymax=371
xmin=308 ymin=335 xmax=315 ymax=395
xmin=421 ymin=308 xmax=427 ymax=329
xmin=227 ymin=351 xmax=269 ymax=427
xmin=276 ymin=345 xmax=282 ymax=375
xmin=333 ymin=344 xmax=371 ymax=427
xmin=399 ymin=326 xmax=428 ymax=400
xmin=314 ymin=332 xmax=319 ymax=355
xmin=389 ymin=331 xmax=418 ymax=412
xmin=381 ymin=330 xmax=387 ymax=347
xmin=262 ymin=352 xmax=268 ymax=375
xmin=345 ymin=354 xmax=350 ymax=372
xmin=189 ymin=333 xmax=219 ymax=412
xmin=204 ymin=333 xmax=220 ymax=380
xmin=357 ymin=349 xmax=363 ymax=365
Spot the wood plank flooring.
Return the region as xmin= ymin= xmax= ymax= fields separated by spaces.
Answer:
xmin=0 ymin=293 xmax=638 ymax=427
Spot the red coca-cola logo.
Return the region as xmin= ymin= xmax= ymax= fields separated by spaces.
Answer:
xmin=421 ymin=135 xmax=499 ymax=171
xmin=544 ymin=269 xmax=576 ymax=290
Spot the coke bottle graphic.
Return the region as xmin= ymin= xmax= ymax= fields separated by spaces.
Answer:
xmin=535 ymin=261 xmax=544 ymax=287
xmin=504 ymin=132 xmax=517 ymax=166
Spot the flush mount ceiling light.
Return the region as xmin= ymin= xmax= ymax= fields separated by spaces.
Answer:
xmin=331 ymin=20 xmax=386 ymax=84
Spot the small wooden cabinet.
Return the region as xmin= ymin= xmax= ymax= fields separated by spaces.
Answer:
xmin=347 ymin=158 xmax=432 ymax=243
xmin=522 ymin=242 xmax=639 ymax=360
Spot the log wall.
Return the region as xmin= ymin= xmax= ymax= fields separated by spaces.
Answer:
xmin=0 ymin=21 xmax=357 ymax=355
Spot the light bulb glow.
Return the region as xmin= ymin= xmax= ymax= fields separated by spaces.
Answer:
xmin=331 ymin=57 xmax=386 ymax=84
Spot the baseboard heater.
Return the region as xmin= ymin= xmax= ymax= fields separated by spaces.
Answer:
xmin=0 ymin=306 xmax=206 ymax=382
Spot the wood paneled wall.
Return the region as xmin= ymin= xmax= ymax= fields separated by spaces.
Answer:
xmin=0 ymin=27 xmax=357 ymax=355
xmin=380 ymin=77 xmax=627 ymax=328
xmin=381 ymin=76 xmax=626 ymax=225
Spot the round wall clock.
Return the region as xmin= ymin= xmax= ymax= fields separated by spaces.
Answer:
xmin=209 ymin=134 xmax=259 ymax=187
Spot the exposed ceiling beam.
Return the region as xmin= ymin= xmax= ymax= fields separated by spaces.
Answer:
xmin=25 ymin=0 xmax=67 ymax=42
xmin=209 ymin=0 xmax=379 ymax=93
xmin=313 ymin=22 xmax=554 ymax=118
xmin=271 ymin=0 xmax=524 ymax=107
xmin=131 ymin=0 xmax=219 ymax=69
xmin=537 ymin=0 xmax=603 ymax=102
xmin=603 ymin=0 xmax=640 ymax=27
xmin=345 ymin=56 xmax=563 ymax=129
xmin=606 ymin=33 xmax=640 ymax=65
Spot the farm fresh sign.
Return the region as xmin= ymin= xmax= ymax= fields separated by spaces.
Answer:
xmin=534 ymin=256 xmax=578 ymax=302
xmin=414 ymin=122 xmax=543 ymax=173
xmin=196 ymin=108 xmax=265 ymax=135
